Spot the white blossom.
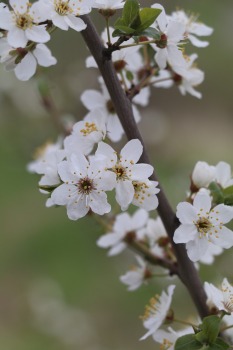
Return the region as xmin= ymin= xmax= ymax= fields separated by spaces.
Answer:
xmin=146 ymin=217 xmax=168 ymax=257
xmin=151 ymin=4 xmax=186 ymax=70
xmin=39 ymin=0 xmax=93 ymax=32
xmin=97 ymin=209 xmax=149 ymax=256
xmin=81 ymin=79 xmax=141 ymax=142
xmin=192 ymin=161 xmax=216 ymax=189
xmin=95 ymin=139 xmax=155 ymax=210
xmin=0 ymin=38 xmax=57 ymax=81
xmin=64 ymin=109 xmax=107 ymax=156
xmin=51 ymin=152 xmax=116 ymax=220
xmin=204 ymin=278 xmax=233 ymax=314
xmin=27 ymin=140 xmax=66 ymax=207
xmin=173 ymin=54 xmax=204 ymax=99
xmin=120 ymin=255 xmax=150 ymax=291
xmin=173 ymin=192 xmax=233 ymax=262
xmin=132 ymin=180 xmax=159 ymax=211
xmin=140 ymin=285 xmax=176 ymax=340
xmin=0 ymin=0 xmax=50 ymax=48
xmin=168 ymin=10 xmax=213 ymax=48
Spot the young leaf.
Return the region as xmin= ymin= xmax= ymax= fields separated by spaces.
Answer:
xmin=122 ymin=0 xmax=140 ymax=27
xmin=136 ymin=8 xmax=162 ymax=32
xmin=200 ymin=316 xmax=221 ymax=344
xmin=224 ymin=194 xmax=233 ymax=206
xmin=175 ymin=334 xmax=203 ymax=350
xmin=204 ymin=338 xmax=230 ymax=350
xmin=208 ymin=182 xmax=224 ymax=204
xmin=222 ymin=185 xmax=233 ymax=196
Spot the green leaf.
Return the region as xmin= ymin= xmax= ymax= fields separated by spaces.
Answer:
xmin=208 ymin=182 xmax=224 ymax=204
xmin=139 ymin=27 xmax=161 ymax=39
xmin=224 ymin=194 xmax=233 ymax=206
xmin=122 ymin=0 xmax=140 ymax=27
xmin=200 ymin=316 xmax=221 ymax=344
xmin=113 ymin=24 xmax=136 ymax=34
xmin=205 ymin=338 xmax=230 ymax=350
xmin=136 ymin=8 xmax=162 ymax=32
xmin=175 ymin=334 xmax=203 ymax=350
xmin=223 ymin=185 xmax=233 ymax=196
xmin=126 ymin=70 xmax=134 ymax=82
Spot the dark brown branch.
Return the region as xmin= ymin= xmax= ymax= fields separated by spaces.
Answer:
xmin=81 ymin=15 xmax=209 ymax=319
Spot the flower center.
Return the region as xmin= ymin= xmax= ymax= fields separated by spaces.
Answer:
xmin=113 ymin=164 xmax=127 ymax=180
xmin=156 ymin=33 xmax=168 ymax=49
xmin=80 ymin=122 xmax=97 ymax=136
xmin=16 ymin=13 xmax=33 ymax=30
xmin=54 ymin=0 xmax=72 ymax=15
xmin=77 ymin=177 xmax=95 ymax=195
xmin=141 ymin=295 xmax=160 ymax=320
xmin=195 ymin=217 xmax=212 ymax=235
xmin=160 ymin=339 xmax=173 ymax=350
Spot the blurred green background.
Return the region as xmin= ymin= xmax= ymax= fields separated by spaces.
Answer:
xmin=0 ymin=0 xmax=233 ymax=349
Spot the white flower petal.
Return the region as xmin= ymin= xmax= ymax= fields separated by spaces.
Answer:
xmin=67 ymin=197 xmax=89 ymax=220
xmin=116 ymin=180 xmax=134 ymax=210
xmin=81 ymin=90 xmax=106 ymax=110
xmin=33 ymin=44 xmax=57 ymax=67
xmin=14 ymin=52 xmax=37 ymax=81
xmin=173 ymin=224 xmax=197 ymax=244
xmin=186 ymin=237 xmax=209 ymax=262
xmin=131 ymin=163 xmax=154 ymax=180
xmin=65 ymin=15 xmax=86 ymax=32
xmin=176 ymin=202 xmax=198 ymax=224
xmin=89 ymin=191 xmax=111 ymax=215
xmin=210 ymin=204 xmax=233 ymax=225
xmin=210 ymin=226 xmax=233 ymax=249
xmin=7 ymin=27 xmax=27 ymax=48
xmin=193 ymin=192 xmax=211 ymax=213
xmin=120 ymin=139 xmax=143 ymax=164
xmin=26 ymin=25 xmax=50 ymax=44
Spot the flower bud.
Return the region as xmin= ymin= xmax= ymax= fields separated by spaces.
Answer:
xmin=192 ymin=161 xmax=216 ymax=189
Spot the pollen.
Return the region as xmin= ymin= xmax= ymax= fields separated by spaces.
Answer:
xmin=54 ymin=0 xmax=72 ymax=15
xmin=77 ymin=177 xmax=96 ymax=195
xmin=80 ymin=122 xmax=98 ymax=136
xmin=140 ymin=295 xmax=160 ymax=320
xmin=15 ymin=13 xmax=33 ymax=30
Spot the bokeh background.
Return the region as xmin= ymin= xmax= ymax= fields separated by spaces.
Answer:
xmin=1 ymin=0 xmax=233 ymax=349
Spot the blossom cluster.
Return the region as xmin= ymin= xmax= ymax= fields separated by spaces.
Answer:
xmin=28 ymin=135 xmax=160 ymax=220
xmin=173 ymin=161 xmax=233 ymax=262
xmin=0 ymin=0 xmax=212 ymax=100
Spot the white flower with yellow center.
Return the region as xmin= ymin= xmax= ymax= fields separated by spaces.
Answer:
xmin=168 ymin=10 xmax=213 ymax=48
xmin=140 ymin=285 xmax=176 ymax=340
xmin=151 ymin=3 xmax=186 ymax=70
xmin=81 ymin=79 xmax=141 ymax=142
xmin=64 ymin=108 xmax=107 ymax=156
xmin=51 ymin=152 xmax=116 ymax=220
xmin=173 ymin=192 xmax=233 ymax=262
xmin=0 ymin=38 xmax=57 ymax=81
xmin=40 ymin=0 xmax=93 ymax=31
xmin=0 ymin=0 xmax=50 ymax=48
xmin=95 ymin=139 xmax=154 ymax=210
xmin=132 ymin=180 xmax=159 ymax=211
xmin=204 ymin=278 xmax=233 ymax=314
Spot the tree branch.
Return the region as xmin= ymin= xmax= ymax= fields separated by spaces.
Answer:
xmin=81 ymin=15 xmax=209 ymax=319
